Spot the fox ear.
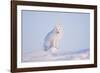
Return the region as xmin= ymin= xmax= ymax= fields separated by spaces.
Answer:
xmin=55 ymin=18 xmax=62 ymax=28
xmin=56 ymin=23 xmax=61 ymax=27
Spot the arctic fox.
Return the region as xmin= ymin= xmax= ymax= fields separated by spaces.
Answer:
xmin=44 ymin=22 xmax=63 ymax=53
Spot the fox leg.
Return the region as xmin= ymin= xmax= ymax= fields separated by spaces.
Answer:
xmin=55 ymin=39 xmax=60 ymax=49
xmin=52 ymin=39 xmax=59 ymax=49
xmin=50 ymin=40 xmax=57 ymax=54
xmin=52 ymin=39 xmax=56 ymax=48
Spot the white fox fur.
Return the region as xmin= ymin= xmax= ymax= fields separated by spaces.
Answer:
xmin=44 ymin=22 xmax=63 ymax=53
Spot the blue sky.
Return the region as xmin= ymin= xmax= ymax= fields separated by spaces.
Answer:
xmin=21 ymin=10 xmax=90 ymax=53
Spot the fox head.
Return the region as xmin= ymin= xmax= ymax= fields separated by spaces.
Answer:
xmin=55 ymin=23 xmax=63 ymax=34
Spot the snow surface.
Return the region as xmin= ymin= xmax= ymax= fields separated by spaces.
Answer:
xmin=22 ymin=48 xmax=90 ymax=62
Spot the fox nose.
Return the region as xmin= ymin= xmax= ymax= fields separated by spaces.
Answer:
xmin=57 ymin=31 xmax=59 ymax=33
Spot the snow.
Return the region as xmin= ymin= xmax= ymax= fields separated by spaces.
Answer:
xmin=22 ymin=48 xmax=90 ymax=62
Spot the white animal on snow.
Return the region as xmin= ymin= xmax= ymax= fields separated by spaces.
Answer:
xmin=44 ymin=21 xmax=63 ymax=54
